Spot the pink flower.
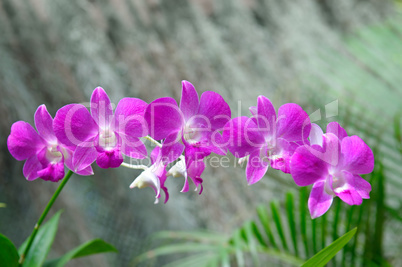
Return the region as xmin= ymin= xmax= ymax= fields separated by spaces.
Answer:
xmin=7 ymin=105 xmax=92 ymax=182
xmin=290 ymin=122 xmax=374 ymax=218
xmin=144 ymin=81 xmax=231 ymax=191
xmin=223 ymin=95 xmax=311 ymax=185
xmin=53 ymin=87 xmax=148 ymax=171
xmin=130 ymin=147 xmax=169 ymax=203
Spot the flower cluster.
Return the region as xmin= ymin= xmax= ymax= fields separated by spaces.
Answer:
xmin=7 ymin=81 xmax=374 ymax=218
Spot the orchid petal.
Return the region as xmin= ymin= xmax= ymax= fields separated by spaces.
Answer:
xmin=63 ymin=148 xmax=94 ymax=176
xmin=270 ymin=138 xmax=299 ymax=174
xmin=246 ymin=146 xmax=269 ymax=185
xmin=130 ymin=168 xmax=161 ymax=198
xmin=187 ymin=159 xmax=205 ymax=192
xmin=256 ymin=95 xmax=276 ymax=138
xmin=197 ymin=91 xmax=231 ymax=131
xmin=23 ymin=156 xmax=42 ymax=181
xmin=145 ymin=97 xmax=184 ymax=140
xmin=8 ymin=121 xmax=45 ymax=160
xmin=309 ymin=123 xmax=324 ymax=146
xmin=249 ymin=106 xmax=257 ymax=116
xmin=327 ymin=122 xmax=348 ymax=141
xmin=343 ymin=172 xmax=371 ymax=199
xmin=341 ymin=136 xmax=374 ymax=175
xmin=34 ymin=105 xmax=56 ymax=142
xmin=96 ymin=149 xmax=123 ymax=169
xmin=333 ymin=171 xmax=363 ymax=205
xmin=150 ymin=146 xmax=161 ymax=165
xmin=276 ymin=103 xmax=311 ymax=142
xmin=90 ymin=87 xmax=113 ymax=128
xmin=119 ymin=134 xmax=147 ymax=159
xmin=161 ymin=132 xmax=185 ymax=165
xmin=37 ymin=162 xmax=65 ymax=182
xmin=72 ymin=142 xmax=97 ymax=172
xmin=180 ymin=80 xmax=199 ymax=120
xmin=308 ymin=181 xmax=334 ymax=219
xmin=290 ymin=144 xmax=328 ymax=186
xmin=53 ymin=104 xmax=98 ymax=148
xmin=223 ymin=116 xmax=265 ymax=158
xmin=112 ymin=98 xmax=148 ymax=137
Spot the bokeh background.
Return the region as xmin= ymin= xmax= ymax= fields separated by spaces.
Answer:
xmin=1 ymin=0 xmax=402 ymax=266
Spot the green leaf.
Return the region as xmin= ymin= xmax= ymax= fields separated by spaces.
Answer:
xmin=299 ymin=187 xmax=309 ymax=257
xmin=0 ymin=233 xmax=19 ymax=267
xmin=0 ymin=203 xmax=6 ymax=208
xmin=233 ymin=229 xmax=245 ymax=267
xmin=285 ymin=192 xmax=298 ymax=257
xmin=270 ymin=201 xmax=289 ymax=251
xmin=19 ymin=211 xmax=62 ymax=267
xmin=302 ymin=227 xmax=357 ymax=267
xmin=43 ymin=239 xmax=117 ymax=267
xmin=256 ymin=205 xmax=277 ymax=249
xmin=135 ymin=243 xmax=220 ymax=263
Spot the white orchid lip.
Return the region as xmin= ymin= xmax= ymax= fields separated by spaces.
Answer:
xmin=130 ymin=168 xmax=161 ymax=197
xmin=99 ymin=128 xmax=117 ymax=149
xmin=183 ymin=123 xmax=202 ymax=145
xmin=167 ymin=160 xmax=187 ymax=178
xmin=45 ymin=144 xmax=63 ymax=163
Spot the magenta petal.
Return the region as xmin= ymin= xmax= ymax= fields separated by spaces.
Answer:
xmin=53 ymin=104 xmax=98 ymax=148
xmin=270 ymin=138 xmax=299 ymax=174
xmin=35 ymin=105 xmax=56 ymax=142
xmin=8 ymin=121 xmax=45 ymax=160
xmin=341 ymin=136 xmax=374 ymax=175
xmin=37 ymin=162 xmax=65 ymax=182
xmin=308 ymin=181 xmax=334 ymax=219
xmin=327 ymin=122 xmax=348 ymax=141
xmin=249 ymin=106 xmax=257 ymax=116
xmin=290 ymin=145 xmax=328 ymax=186
xmin=333 ymin=172 xmax=363 ymax=205
xmin=161 ymin=132 xmax=185 ymax=165
xmin=340 ymin=171 xmax=371 ymax=199
xmin=246 ymin=147 xmax=269 ymax=185
xmin=23 ymin=156 xmax=42 ymax=181
xmin=256 ymin=95 xmax=276 ymax=138
xmin=187 ymin=159 xmax=205 ymax=190
xmin=119 ymin=134 xmax=147 ymax=159
xmin=150 ymin=146 xmax=161 ymax=165
xmin=223 ymin=117 xmax=265 ymax=158
xmin=208 ymin=132 xmax=227 ymax=155
xmin=145 ymin=97 xmax=184 ymax=140
xmin=96 ymin=149 xmax=123 ymax=168
xmin=180 ymin=81 xmax=199 ymax=121
xmin=197 ymin=91 xmax=231 ymax=131
xmin=276 ymin=103 xmax=311 ymax=142
xmin=90 ymin=87 xmax=113 ymax=128
xmin=309 ymin=123 xmax=324 ymax=146
xmin=112 ymin=98 xmax=148 ymax=137
xmin=72 ymin=143 xmax=97 ymax=172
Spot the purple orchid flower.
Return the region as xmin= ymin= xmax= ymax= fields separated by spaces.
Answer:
xmin=130 ymin=146 xmax=169 ymax=203
xmin=167 ymin=153 xmax=205 ymax=194
xmin=145 ymin=81 xmax=231 ymax=164
xmin=53 ymin=87 xmax=148 ymax=171
xmin=7 ymin=105 xmax=92 ymax=182
xmin=290 ymin=122 xmax=374 ymax=218
xmin=144 ymin=81 xmax=230 ymax=192
xmin=223 ymin=95 xmax=311 ymax=185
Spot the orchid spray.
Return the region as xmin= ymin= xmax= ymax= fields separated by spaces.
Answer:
xmin=4 ymin=81 xmax=374 ymax=265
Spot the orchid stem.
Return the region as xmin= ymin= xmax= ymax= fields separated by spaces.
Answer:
xmin=144 ymin=136 xmax=162 ymax=147
xmin=19 ymin=170 xmax=74 ymax=266
xmin=121 ymin=162 xmax=148 ymax=170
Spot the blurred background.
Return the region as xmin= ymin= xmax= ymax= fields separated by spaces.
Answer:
xmin=1 ymin=0 xmax=402 ymax=266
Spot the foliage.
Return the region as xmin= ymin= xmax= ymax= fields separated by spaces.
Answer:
xmin=137 ymin=155 xmax=396 ymax=266
xmin=0 ymin=211 xmax=117 ymax=267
